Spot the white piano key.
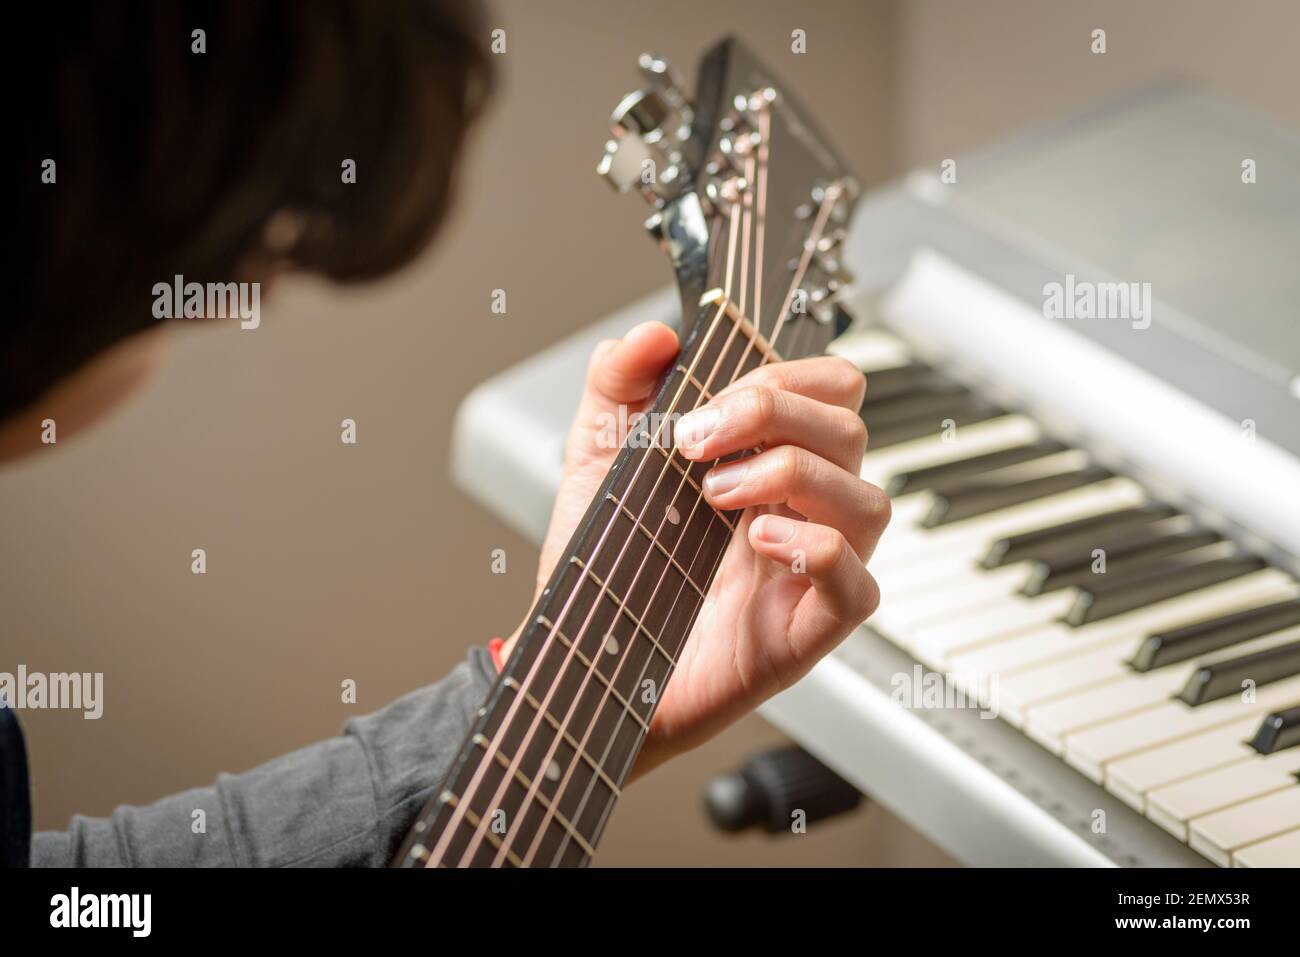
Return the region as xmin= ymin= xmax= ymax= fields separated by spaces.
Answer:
xmin=1024 ymin=669 xmax=1212 ymax=752
xmin=996 ymin=645 xmax=1164 ymax=729
xmin=913 ymin=590 xmax=1076 ymax=665
xmin=1063 ymin=673 xmax=1300 ymax=782
xmin=860 ymin=414 xmax=1042 ymax=488
xmin=1104 ymin=717 xmax=1262 ymax=810
xmin=1232 ymin=826 xmax=1300 ymax=867
xmin=1147 ymin=750 xmax=1300 ymax=841
xmin=1023 ymin=623 xmax=1300 ymax=749
xmin=1189 ymin=786 xmax=1300 ymax=866
xmin=872 ymin=548 xmax=978 ymax=598
xmin=871 ymin=564 xmax=1032 ymax=643
xmin=948 ymin=570 xmax=1295 ymax=681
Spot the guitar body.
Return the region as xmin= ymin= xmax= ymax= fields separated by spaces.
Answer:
xmin=397 ymin=37 xmax=860 ymax=867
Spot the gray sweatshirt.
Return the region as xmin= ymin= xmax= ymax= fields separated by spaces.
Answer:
xmin=29 ymin=648 xmax=496 ymax=867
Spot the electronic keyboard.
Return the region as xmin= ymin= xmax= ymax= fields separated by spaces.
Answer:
xmin=450 ymin=84 xmax=1300 ymax=866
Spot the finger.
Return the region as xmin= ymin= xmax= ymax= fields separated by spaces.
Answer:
xmin=674 ymin=384 xmax=867 ymax=472
xmin=703 ymin=447 xmax=890 ymax=559
xmin=748 ymin=515 xmax=881 ymax=625
xmin=584 ymin=321 xmax=679 ymax=407
xmin=716 ymin=355 xmax=866 ymax=412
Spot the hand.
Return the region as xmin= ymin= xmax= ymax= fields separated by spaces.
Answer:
xmin=501 ymin=320 xmax=890 ymax=778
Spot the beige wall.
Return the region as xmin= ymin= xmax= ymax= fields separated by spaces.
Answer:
xmin=5 ymin=0 xmax=1294 ymax=865
xmin=896 ymin=0 xmax=1300 ymax=166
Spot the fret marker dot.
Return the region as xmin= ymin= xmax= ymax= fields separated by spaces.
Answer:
xmin=545 ymin=759 xmax=562 ymax=782
xmin=604 ymin=635 xmax=619 ymax=656
xmin=666 ymin=505 xmax=681 ymax=525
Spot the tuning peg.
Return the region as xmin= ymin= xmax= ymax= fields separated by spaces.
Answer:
xmin=637 ymin=53 xmax=693 ymax=122
xmin=597 ymin=56 xmax=694 ymax=205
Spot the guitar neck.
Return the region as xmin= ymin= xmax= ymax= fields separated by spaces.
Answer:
xmin=397 ymin=294 xmax=826 ymax=868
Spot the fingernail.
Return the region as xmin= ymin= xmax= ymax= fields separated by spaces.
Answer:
xmin=756 ymin=515 xmax=796 ymax=543
xmin=704 ymin=461 xmax=747 ymax=497
xmin=675 ymin=408 xmax=719 ymax=457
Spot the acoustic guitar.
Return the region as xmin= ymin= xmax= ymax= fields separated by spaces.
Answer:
xmin=395 ymin=36 xmax=860 ymax=868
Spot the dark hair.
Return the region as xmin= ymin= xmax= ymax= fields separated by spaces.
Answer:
xmin=10 ymin=0 xmax=493 ymax=418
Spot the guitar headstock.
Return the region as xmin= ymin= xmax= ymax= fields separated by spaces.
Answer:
xmin=597 ymin=38 xmax=860 ymax=362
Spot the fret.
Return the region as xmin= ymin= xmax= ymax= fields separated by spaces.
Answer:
xmin=444 ymin=776 xmax=525 ymax=867
xmin=580 ymin=494 xmax=728 ymax=642
xmin=496 ymin=689 xmax=630 ymax=837
xmin=569 ymin=557 xmax=677 ymax=665
xmin=645 ymin=445 xmax=739 ymax=531
xmin=492 ymin=678 xmax=626 ymax=861
xmin=409 ymin=788 xmax=505 ymax=868
xmin=676 ymin=301 xmax=761 ymax=403
xmin=604 ymin=493 xmax=709 ymax=599
xmin=537 ymin=569 xmax=675 ymax=703
xmin=645 ymin=444 xmax=736 ymax=529
xmin=502 ymin=676 xmax=623 ymax=795
xmin=645 ymin=442 xmax=725 ymax=512
xmin=609 ymin=453 xmax=726 ymax=553
xmin=677 ymin=363 xmax=717 ymax=403
xmin=430 ymin=685 xmax=613 ymax=866
xmin=470 ymin=734 xmax=598 ymax=858
xmin=503 ymin=598 xmax=654 ymax=773
xmin=700 ymin=287 xmax=784 ymax=365
xmin=538 ymin=613 xmax=651 ymax=732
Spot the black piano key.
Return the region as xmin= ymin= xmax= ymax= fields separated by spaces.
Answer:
xmin=860 ymin=364 xmax=949 ymax=406
xmin=980 ymin=504 xmax=1179 ymax=569
xmin=885 ymin=439 xmax=1068 ymax=497
xmin=1063 ymin=553 xmax=1267 ymax=627
xmin=1131 ymin=599 xmax=1300 ymax=672
xmin=923 ymin=465 xmax=1112 ymax=528
xmin=1177 ymin=640 xmax=1300 ymax=706
xmin=862 ymin=385 xmax=972 ymax=430
xmin=1250 ymin=705 xmax=1300 ymax=755
xmin=1018 ymin=516 xmax=1196 ymax=589
xmin=866 ymin=399 xmax=1004 ymax=450
xmin=1022 ymin=529 xmax=1221 ymax=597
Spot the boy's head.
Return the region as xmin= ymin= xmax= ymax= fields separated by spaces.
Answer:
xmin=7 ymin=1 xmax=493 ymax=456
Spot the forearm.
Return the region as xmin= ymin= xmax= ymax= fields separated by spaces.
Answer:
xmin=31 ymin=648 xmax=496 ymax=867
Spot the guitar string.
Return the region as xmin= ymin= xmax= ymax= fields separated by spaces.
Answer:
xmin=475 ymin=132 xmax=772 ymax=867
xmin=422 ymin=200 xmax=746 ymax=866
xmin=433 ymin=99 xmax=843 ymax=866
xmin=590 ymin=137 xmax=854 ymax=858
xmin=470 ymin=164 xmax=839 ymax=868
xmin=525 ymin=119 xmax=848 ymax=866
xmin=484 ymin=171 xmax=761 ymax=867
xmin=471 ymin=126 xmax=844 ymax=869
xmin=506 ymin=108 xmax=764 ymax=863
xmin=536 ymin=108 xmax=777 ymax=865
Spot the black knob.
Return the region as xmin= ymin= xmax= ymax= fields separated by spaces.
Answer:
xmin=704 ymin=745 xmax=863 ymax=834
xmin=833 ymin=304 xmax=855 ymax=338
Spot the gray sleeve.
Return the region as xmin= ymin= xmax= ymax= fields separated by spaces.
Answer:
xmin=31 ymin=648 xmax=497 ymax=867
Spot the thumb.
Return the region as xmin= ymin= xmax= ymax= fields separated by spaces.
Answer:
xmin=584 ymin=320 xmax=679 ymax=408
xmin=573 ymin=321 xmax=679 ymax=451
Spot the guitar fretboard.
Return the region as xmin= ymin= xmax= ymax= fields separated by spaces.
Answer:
xmin=397 ymin=298 xmax=815 ymax=868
